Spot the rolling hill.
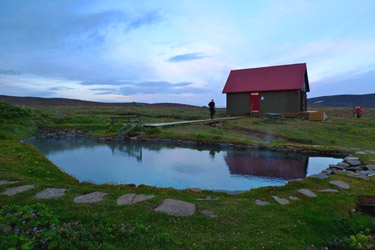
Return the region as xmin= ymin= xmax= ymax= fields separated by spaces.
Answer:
xmin=308 ymin=94 xmax=375 ymax=108
xmin=0 ymin=95 xmax=198 ymax=108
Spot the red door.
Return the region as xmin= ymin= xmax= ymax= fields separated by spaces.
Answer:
xmin=250 ymin=93 xmax=260 ymax=112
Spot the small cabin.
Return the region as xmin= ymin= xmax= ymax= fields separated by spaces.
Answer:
xmin=222 ymin=63 xmax=310 ymax=115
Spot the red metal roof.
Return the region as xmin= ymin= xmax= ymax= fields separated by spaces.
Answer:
xmin=222 ymin=63 xmax=309 ymax=93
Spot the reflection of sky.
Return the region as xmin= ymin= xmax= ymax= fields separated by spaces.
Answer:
xmin=30 ymin=138 xmax=341 ymax=191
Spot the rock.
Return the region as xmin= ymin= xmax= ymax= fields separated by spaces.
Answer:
xmin=329 ymin=180 xmax=350 ymax=189
xmin=0 ymin=180 xmax=19 ymax=185
xmin=255 ymin=199 xmax=270 ymax=206
xmin=35 ymin=188 xmax=67 ymax=199
xmin=288 ymin=196 xmax=299 ymax=201
xmin=74 ymin=192 xmax=107 ymax=204
xmin=1 ymin=185 xmax=35 ymax=196
xmin=272 ymin=196 xmax=289 ymax=205
xmin=116 ymin=193 xmax=155 ymax=205
xmin=355 ymin=151 xmax=367 ymax=155
xmin=298 ymin=189 xmax=317 ymax=198
xmin=345 ymin=156 xmax=359 ymax=162
xmin=345 ymin=159 xmax=361 ymax=166
xmin=365 ymin=165 xmax=375 ymax=171
xmin=365 ymin=150 xmax=375 ymax=154
xmin=337 ymin=162 xmax=350 ymax=168
xmin=201 ymin=210 xmax=217 ymax=218
xmin=197 ymin=195 xmax=219 ymax=201
xmin=318 ymin=189 xmax=339 ymax=193
xmin=346 ymin=172 xmax=369 ymax=180
xmin=329 ymin=164 xmax=345 ymax=170
xmin=309 ymin=174 xmax=328 ymax=179
xmin=154 ymin=198 xmax=196 ymax=217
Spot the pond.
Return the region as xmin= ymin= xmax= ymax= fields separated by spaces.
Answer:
xmin=27 ymin=137 xmax=342 ymax=191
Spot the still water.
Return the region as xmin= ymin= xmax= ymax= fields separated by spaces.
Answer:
xmin=27 ymin=137 xmax=341 ymax=191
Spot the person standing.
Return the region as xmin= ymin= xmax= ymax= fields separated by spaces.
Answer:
xmin=355 ymin=106 xmax=362 ymax=119
xmin=208 ymin=99 xmax=216 ymax=119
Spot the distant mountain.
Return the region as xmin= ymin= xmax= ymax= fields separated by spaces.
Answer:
xmin=0 ymin=95 xmax=198 ymax=108
xmin=308 ymin=94 xmax=375 ymax=108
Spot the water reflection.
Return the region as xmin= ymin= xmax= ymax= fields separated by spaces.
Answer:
xmin=225 ymin=151 xmax=308 ymax=180
xmin=26 ymin=137 xmax=341 ymax=191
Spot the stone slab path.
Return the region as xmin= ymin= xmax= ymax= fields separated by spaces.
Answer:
xmin=288 ymin=196 xmax=299 ymax=201
xmin=255 ymin=199 xmax=270 ymax=206
xmin=298 ymin=189 xmax=317 ymax=198
xmin=74 ymin=192 xmax=107 ymax=204
xmin=318 ymin=189 xmax=339 ymax=193
xmin=0 ymin=180 xmax=19 ymax=185
xmin=154 ymin=198 xmax=196 ymax=216
xmin=272 ymin=196 xmax=289 ymax=205
xmin=116 ymin=193 xmax=155 ymax=205
xmin=35 ymin=188 xmax=67 ymax=199
xmin=329 ymin=180 xmax=350 ymax=189
xmin=201 ymin=210 xmax=217 ymax=218
xmin=1 ymin=185 xmax=35 ymax=196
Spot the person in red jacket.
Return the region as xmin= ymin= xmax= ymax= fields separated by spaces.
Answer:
xmin=355 ymin=106 xmax=362 ymax=119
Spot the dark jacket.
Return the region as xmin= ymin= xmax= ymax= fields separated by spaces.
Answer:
xmin=208 ymin=101 xmax=215 ymax=111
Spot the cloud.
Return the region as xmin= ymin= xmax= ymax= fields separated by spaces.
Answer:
xmin=0 ymin=69 xmax=21 ymax=75
xmin=86 ymin=80 xmax=207 ymax=95
xmin=48 ymin=86 xmax=74 ymax=91
xmin=125 ymin=11 xmax=161 ymax=31
xmin=168 ymin=52 xmax=208 ymax=62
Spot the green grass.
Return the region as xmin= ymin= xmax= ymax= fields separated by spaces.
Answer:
xmin=1 ymin=102 xmax=375 ymax=249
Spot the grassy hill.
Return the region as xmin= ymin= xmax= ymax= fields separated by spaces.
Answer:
xmin=308 ymin=94 xmax=375 ymax=108
xmin=0 ymin=95 xmax=197 ymax=108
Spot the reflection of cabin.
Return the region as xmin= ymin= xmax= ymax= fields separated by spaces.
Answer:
xmin=224 ymin=151 xmax=308 ymax=180
xmin=222 ymin=63 xmax=310 ymax=115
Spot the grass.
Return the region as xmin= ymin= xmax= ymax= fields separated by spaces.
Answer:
xmin=1 ymin=101 xmax=375 ymax=249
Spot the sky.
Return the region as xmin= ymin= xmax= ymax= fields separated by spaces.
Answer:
xmin=0 ymin=0 xmax=374 ymax=106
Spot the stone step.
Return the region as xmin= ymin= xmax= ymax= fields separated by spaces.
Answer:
xmin=74 ymin=192 xmax=107 ymax=204
xmin=116 ymin=193 xmax=155 ymax=205
xmin=154 ymin=198 xmax=196 ymax=216
xmin=35 ymin=188 xmax=67 ymax=199
xmin=298 ymin=189 xmax=317 ymax=198
xmin=1 ymin=185 xmax=35 ymax=196
xmin=329 ymin=180 xmax=350 ymax=189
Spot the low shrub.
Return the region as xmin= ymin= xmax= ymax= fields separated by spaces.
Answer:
xmin=0 ymin=203 xmax=136 ymax=249
xmin=0 ymin=102 xmax=30 ymax=122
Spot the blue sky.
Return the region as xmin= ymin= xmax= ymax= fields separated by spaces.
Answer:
xmin=0 ymin=0 xmax=374 ymax=106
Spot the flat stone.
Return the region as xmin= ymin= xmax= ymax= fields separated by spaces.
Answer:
xmin=255 ymin=199 xmax=270 ymax=206
xmin=337 ymin=162 xmax=350 ymax=168
xmin=1 ymin=185 xmax=35 ymax=196
xmin=346 ymin=172 xmax=369 ymax=180
xmin=345 ymin=156 xmax=359 ymax=162
xmin=366 ymin=165 xmax=375 ymax=171
xmin=154 ymin=198 xmax=195 ymax=216
xmin=197 ymin=195 xmax=219 ymax=201
xmin=288 ymin=196 xmax=299 ymax=201
xmin=35 ymin=188 xmax=67 ymax=199
xmin=355 ymin=151 xmax=367 ymax=155
xmin=346 ymin=160 xmax=361 ymax=166
xmin=0 ymin=180 xmax=19 ymax=186
xmin=74 ymin=191 xmax=107 ymax=204
xmin=201 ymin=210 xmax=217 ymax=218
xmin=365 ymin=150 xmax=375 ymax=154
xmin=309 ymin=174 xmax=328 ymax=179
xmin=272 ymin=196 xmax=289 ymax=205
xmin=116 ymin=193 xmax=155 ymax=205
xmin=318 ymin=189 xmax=340 ymax=193
xmin=329 ymin=180 xmax=350 ymax=189
xmin=298 ymin=189 xmax=317 ymax=198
